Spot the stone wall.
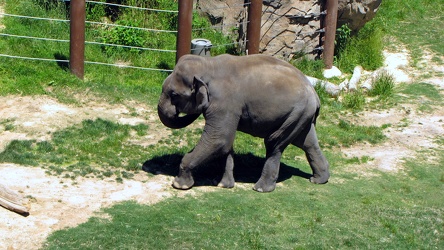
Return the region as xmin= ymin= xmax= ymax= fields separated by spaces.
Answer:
xmin=196 ymin=0 xmax=381 ymax=60
xmin=197 ymin=0 xmax=322 ymax=60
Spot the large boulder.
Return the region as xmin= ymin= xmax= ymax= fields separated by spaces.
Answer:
xmin=337 ymin=0 xmax=382 ymax=31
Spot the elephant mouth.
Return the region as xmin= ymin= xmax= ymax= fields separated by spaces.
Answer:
xmin=158 ymin=105 xmax=200 ymax=129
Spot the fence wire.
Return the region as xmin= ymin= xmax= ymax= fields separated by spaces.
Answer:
xmin=0 ymin=53 xmax=173 ymax=72
xmin=0 ymin=1 xmax=248 ymax=72
xmin=0 ymin=2 xmax=177 ymax=71
xmin=86 ymin=0 xmax=178 ymax=13
xmin=0 ymin=13 xmax=70 ymax=23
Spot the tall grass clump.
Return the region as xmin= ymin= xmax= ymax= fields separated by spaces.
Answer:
xmin=368 ymin=71 xmax=395 ymax=98
xmin=342 ymin=91 xmax=366 ymax=110
xmin=335 ymin=23 xmax=384 ymax=72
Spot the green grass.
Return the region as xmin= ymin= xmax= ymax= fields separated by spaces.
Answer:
xmin=43 ymin=149 xmax=444 ymax=249
xmin=0 ymin=0 xmax=233 ymax=105
xmin=335 ymin=24 xmax=385 ymax=72
xmin=342 ymin=91 xmax=366 ymax=110
xmin=396 ymin=82 xmax=443 ymax=113
xmin=0 ymin=119 xmax=150 ymax=179
xmin=368 ymin=71 xmax=396 ymax=99
xmin=318 ymin=119 xmax=386 ymax=148
xmin=374 ymin=0 xmax=444 ymax=58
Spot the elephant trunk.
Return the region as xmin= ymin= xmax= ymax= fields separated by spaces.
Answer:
xmin=157 ymin=105 xmax=200 ymax=129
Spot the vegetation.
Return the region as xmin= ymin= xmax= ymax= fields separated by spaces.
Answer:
xmin=0 ymin=0 xmax=443 ymax=249
xmin=335 ymin=23 xmax=385 ymax=72
xmin=368 ymin=71 xmax=395 ymax=99
xmin=44 ymin=150 xmax=444 ymax=249
xmin=0 ymin=0 xmax=233 ymax=105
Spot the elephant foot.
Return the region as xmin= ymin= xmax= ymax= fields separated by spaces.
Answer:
xmin=217 ymin=178 xmax=235 ymax=189
xmin=253 ymin=179 xmax=276 ymax=193
xmin=309 ymin=172 xmax=329 ymax=184
xmin=217 ymin=171 xmax=235 ymax=188
xmin=172 ymin=176 xmax=194 ymax=190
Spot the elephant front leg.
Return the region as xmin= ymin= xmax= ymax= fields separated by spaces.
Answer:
xmin=218 ymin=150 xmax=235 ymax=188
xmin=172 ymin=116 xmax=238 ymax=190
xmin=173 ymin=164 xmax=194 ymax=190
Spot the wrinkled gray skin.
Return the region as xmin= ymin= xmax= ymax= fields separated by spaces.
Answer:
xmin=158 ymin=54 xmax=330 ymax=192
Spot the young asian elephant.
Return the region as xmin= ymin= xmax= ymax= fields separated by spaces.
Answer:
xmin=157 ymin=54 xmax=330 ymax=192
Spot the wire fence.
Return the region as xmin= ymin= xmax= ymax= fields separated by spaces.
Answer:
xmin=0 ymin=1 xmax=325 ymax=73
xmin=0 ymin=0 xmax=245 ymax=73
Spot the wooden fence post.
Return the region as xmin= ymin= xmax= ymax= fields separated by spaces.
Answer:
xmin=69 ymin=0 xmax=86 ymax=80
xmin=322 ymin=0 xmax=338 ymax=69
xmin=176 ymin=0 xmax=193 ymax=62
xmin=246 ymin=0 xmax=261 ymax=55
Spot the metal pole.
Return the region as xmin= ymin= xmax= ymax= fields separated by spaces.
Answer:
xmin=246 ymin=0 xmax=261 ymax=55
xmin=323 ymin=0 xmax=338 ymax=69
xmin=176 ymin=0 xmax=193 ymax=62
xmin=69 ymin=0 xmax=86 ymax=80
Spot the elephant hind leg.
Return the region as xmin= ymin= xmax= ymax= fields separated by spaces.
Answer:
xmin=254 ymin=112 xmax=312 ymax=192
xmin=218 ymin=150 xmax=235 ymax=188
xmin=293 ymin=123 xmax=330 ymax=184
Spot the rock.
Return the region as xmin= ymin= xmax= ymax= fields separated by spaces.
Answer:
xmin=348 ymin=65 xmax=363 ymax=91
xmin=337 ymin=0 xmax=382 ymax=32
xmin=323 ymin=66 xmax=342 ymax=78
xmin=306 ymin=76 xmax=341 ymax=97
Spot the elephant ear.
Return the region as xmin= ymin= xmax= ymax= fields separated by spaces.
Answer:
xmin=193 ymin=76 xmax=209 ymax=112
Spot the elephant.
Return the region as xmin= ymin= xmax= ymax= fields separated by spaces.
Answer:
xmin=157 ymin=54 xmax=330 ymax=192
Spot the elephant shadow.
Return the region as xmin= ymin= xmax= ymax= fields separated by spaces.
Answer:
xmin=142 ymin=153 xmax=312 ymax=187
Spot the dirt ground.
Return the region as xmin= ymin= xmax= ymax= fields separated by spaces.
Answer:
xmin=0 ymin=48 xmax=443 ymax=249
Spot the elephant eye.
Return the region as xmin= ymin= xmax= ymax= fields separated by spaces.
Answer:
xmin=170 ymin=91 xmax=179 ymax=100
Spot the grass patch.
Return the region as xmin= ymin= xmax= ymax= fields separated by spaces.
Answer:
xmin=318 ymin=119 xmax=386 ymax=148
xmin=0 ymin=119 xmax=15 ymax=131
xmin=0 ymin=119 xmax=157 ymax=179
xmin=396 ymin=82 xmax=443 ymax=113
xmin=0 ymin=118 xmax=204 ymax=180
xmin=342 ymin=91 xmax=366 ymax=110
xmin=398 ymin=82 xmax=442 ymax=102
xmin=43 ymin=150 xmax=444 ymax=249
xmin=374 ymin=0 xmax=444 ymax=58
xmin=292 ymin=57 xmax=325 ymax=79
xmin=368 ymin=71 xmax=396 ymax=99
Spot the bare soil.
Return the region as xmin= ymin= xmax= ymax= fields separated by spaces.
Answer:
xmin=0 ymin=48 xmax=443 ymax=249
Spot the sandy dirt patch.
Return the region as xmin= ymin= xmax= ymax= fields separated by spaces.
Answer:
xmin=0 ymin=164 xmax=173 ymax=249
xmin=341 ymin=48 xmax=444 ymax=174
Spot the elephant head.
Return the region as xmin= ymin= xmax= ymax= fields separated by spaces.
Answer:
xmin=157 ymin=59 xmax=210 ymax=129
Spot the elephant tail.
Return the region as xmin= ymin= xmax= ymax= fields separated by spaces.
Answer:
xmin=313 ymin=106 xmax=320 ymax=126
